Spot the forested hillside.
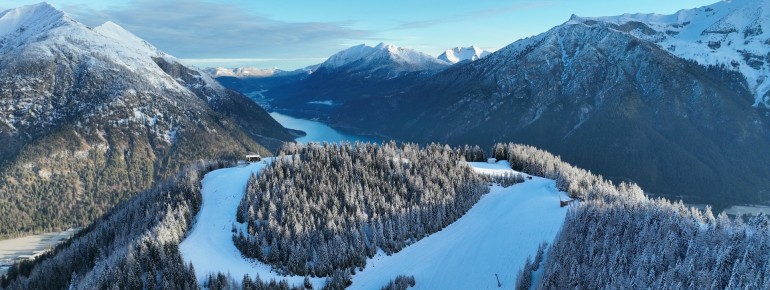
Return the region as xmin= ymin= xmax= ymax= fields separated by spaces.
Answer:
xmin=234 ymin=142 xmax=491 ymax=276
xmin=0 ymin=160 xmax=232 ymax=289
xmin=494 ymin=143 xmax=770 ymax=289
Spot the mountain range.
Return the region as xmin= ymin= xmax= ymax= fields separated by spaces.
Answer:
xmin=0 ymin=3 xmax=292 ymax=237
xmin=246 ymin=0 xmax=770 ymax=208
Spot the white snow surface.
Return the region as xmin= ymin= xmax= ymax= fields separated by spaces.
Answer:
xmin=320 ymin=42 xmax=450 ymax=72
xmin=179 ymin=159 xmax=327 ymax=289
xmin=438 ymin=46 xmax=491 ymax=64
xmin=572 ymin=0 xmax=770 ymax=107
xmin=348 ymin=161 xmax=568 ymax=289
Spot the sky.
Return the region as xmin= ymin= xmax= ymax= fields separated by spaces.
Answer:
xmin=3 ymin=0 xmax=720 ymax=69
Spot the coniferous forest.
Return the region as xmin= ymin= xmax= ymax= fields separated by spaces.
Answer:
xmin=0 ymin=161 xmax=230 ymax=290
xmin=234 ymin=142 xmax=490 ymax=276
xmin=2 ymin=142 xmax=770 ymax=289
xmin=498 ymin=143 xmax=770 ymax=289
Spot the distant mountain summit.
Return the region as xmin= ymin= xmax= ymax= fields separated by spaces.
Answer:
xmin=319 ymin=42 xmax=450 ymax=75
xmin=438 ymin=46 xmax=491 ymax=63
xmin=573 ymin=0 xmax=770 ymax=107
xmin=264 ymin=43 xmax=450 ymax=114
xmin=206 ymin=67 xmax=286 ymax=78
xmin=0 ymin=3 xmax=292 ymax=237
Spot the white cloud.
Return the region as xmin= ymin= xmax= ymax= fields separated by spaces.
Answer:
xmin=62 ymin=0 xmax=371 ymax=62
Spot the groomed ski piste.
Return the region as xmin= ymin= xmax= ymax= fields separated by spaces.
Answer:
xmin=179 ymin=158 xmax=326 ymax=289
xmin=180 ymin=158 xmax=569 ymax=289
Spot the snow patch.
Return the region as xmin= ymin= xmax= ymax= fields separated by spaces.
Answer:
xmin=307 ymin=100 xmax=334 ymax=106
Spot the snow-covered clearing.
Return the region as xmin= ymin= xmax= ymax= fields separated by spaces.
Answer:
xmin=466 ymin=160 xmax=522 ymax=175
xmin=179 ymin=159 xmax=326 ymax=288
xmin=348 ymin=161 xmax=568 ymax=289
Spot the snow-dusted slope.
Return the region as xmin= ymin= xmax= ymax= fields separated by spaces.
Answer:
xmin=0 ymin=3 xmax=292 ymax=236
xmin=320 ymin=42 xmax=450 ymax=73
xmin=179 ymin=159 xmax=326 ymax=289
xmin=349 ymin=161 xmax=568 ymax=289
xmin=574 ymin=0 xmax=770 ymax=107
xmin=438 ymin=46 xmax=491 ymax=63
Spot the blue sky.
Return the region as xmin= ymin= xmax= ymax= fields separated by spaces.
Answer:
xmin=5 ymin=0 xmax=719 ymax=69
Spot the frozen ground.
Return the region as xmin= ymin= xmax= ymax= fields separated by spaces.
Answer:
xmin=179 ymin=159 xmax=326 ymax=288
xmin=0 ymin=228 xmax=78 ymax=276
xmin=348 ymin=162 xmax=568 ymax=289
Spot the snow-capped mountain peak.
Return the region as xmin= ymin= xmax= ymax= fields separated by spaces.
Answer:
xmin=320 ymin=42 xmax=450 ymax=73
xmin=438 ymin=46 xmax=491 ymax=64
xmin=94 ymin=21 xmax=161 ymax=56
xmin=572 ymin=0 xmax=770 ymax=107
xmin=0 ymin=2 xmax=76 ymax=45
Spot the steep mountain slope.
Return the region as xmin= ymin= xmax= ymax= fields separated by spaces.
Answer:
xmin=438 ymin=46 xmax=491 ymax=64
xmin=0 ymin=3 xmax=292 ymax=237
xmin=582 ymin=0 xmax=770 ymax=107
xmin=265 ymin=43 xmax=450 ymax=119
xmin=329 ymin=15 xmax=770 ymax=206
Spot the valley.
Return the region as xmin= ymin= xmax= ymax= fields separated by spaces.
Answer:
xmin=2 ymin=0 xmax=770 ymax=289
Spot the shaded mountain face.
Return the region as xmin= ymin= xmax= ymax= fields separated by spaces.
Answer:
xmin=580 ymin=0 xmax=770 ymax=107
xmin=264 ymin=43 xmax=450 ymax=119
xmin=326 ymin=19 xmax=770 ymax=207
xmin=0 ymin=3 xmax=292 ymax=237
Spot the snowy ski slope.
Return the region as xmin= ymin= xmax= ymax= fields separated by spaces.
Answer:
xmin=180 ymin=159 xmax=568 ymax=289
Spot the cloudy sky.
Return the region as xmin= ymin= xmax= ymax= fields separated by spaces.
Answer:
xmin=5 ymin=0 xmax=717 ymax=69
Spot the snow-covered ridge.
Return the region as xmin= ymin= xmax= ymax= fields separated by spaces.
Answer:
xmin=0 ymin=2 xmax=80 ymax=56
xmin=0 ymin=2 xmax=230 ymax=133
xmin=571 ymin=0 xmax=770 ymax=107
xmin=320 ymin=42 xmax=450 ymax=72
xmin=438 ymin=45 xmax=491 ymax=64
